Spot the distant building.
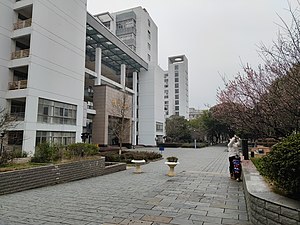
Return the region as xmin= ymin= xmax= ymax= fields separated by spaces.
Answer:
xmin=164 ymin=55 xmax=189 ymax=119
xmin=189 ymin=108 xmax=203 ymax=120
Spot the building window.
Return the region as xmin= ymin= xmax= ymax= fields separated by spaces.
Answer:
xmin=175 ymin=65 xmax=179 ymax=70
xmin=148 ymin=43 xmax=151 ymax=50
xmin=148 ymin=30 xmax=151 ymax=39
xmin=175 ymin=72 xmax=179 ymax=77
xmin=175 ymin=106 xmax=179 ymax=110
xmin=164 ymin=74 xmax=168 ymax=78
xmin=175 ymin=83 xmax=179 ymax=88
xmin=175 ymin=94 xmax=179 ymax=99
xmin=175 ymin=77 xmax=179 ymax=83
xmin=102 ymin=21 xmax=111 ymax=29
xmin=38 ymin=98 xmax=77 ymax=125
xmin=148 ymin=19 xmax=151 ymax=27
xmin=36 ymin=131 xmax=76 ymax=146
xmin=156 ymin=122 xmax=163 ymax=132
xmin=175 ymin=89 xmax=179 ymax=94
xmin=148 ymin=54 xmax=151 ymax=61
xmin=8 ymin=131 xmax=23 ymax=145
xmin=175 ymin=100 xmax=179 ymax=105
xmin=175 ymin=112 xmax=179 ymax=115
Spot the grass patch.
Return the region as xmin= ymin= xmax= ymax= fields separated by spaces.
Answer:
xmin=0 ymin=162 xmax=50 ymax=172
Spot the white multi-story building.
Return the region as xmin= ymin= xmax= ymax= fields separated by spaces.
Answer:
xmin=0 ymin=1 xmax=152 ymax=154
xmin=0 ymin=0 xmax=87 ymax=154
xmin=164 ymin=55 xmax=189 ymax=119
xmin=97 ymin=7 xmax=165 ymax=145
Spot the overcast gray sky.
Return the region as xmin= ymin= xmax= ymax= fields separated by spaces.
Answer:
xmin=87 ymin=0 xmax=297 ymax=109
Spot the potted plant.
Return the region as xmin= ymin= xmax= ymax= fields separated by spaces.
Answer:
xmin=165 ymin=156 xmax=179 ymax=176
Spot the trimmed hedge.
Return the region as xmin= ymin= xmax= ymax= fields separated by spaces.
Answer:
xmin=99 ymin=151 xmax=162 ymax=163
xmin=259 ymin=133 xmax=300 ymax=197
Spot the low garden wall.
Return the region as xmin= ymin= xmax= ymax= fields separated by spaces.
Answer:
xmin=0 ymin=157 xmax=126 ymax=195
xmin=242 ymin=160 xmax=300 ymax=225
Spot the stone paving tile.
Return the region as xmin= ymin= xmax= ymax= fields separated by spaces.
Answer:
xmin=141 ymin=215 xmax=172 ymax=223
xmin=0 ymin=147 xmax=249 ymax=225
xmin=190 ymin=214 xmax=222 ymax=224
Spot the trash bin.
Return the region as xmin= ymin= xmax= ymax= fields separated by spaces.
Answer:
xmin=242 ymin=139 xmax=249 ymax=160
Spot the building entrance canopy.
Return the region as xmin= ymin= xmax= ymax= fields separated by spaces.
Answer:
xmin=86 ymin=13 xmax=148 ymax=73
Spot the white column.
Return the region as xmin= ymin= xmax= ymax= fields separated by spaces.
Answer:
xmin=121 ymin=64 xmax=126 ymax=90
xmin=95 ymin=47 xmax=102 ymax=86
xmin=131 ymin=71 xmax=138 ymax=145
xmin=23 ymin=96 xmax=39 ymax=156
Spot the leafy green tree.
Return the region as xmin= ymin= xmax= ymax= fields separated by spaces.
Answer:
xmin=189 ymin=109 xmax=232 ymax=143
xmin=165 ymin=115 xmax=191 ymax=142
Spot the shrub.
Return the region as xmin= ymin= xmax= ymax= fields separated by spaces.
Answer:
xmin=31 ymin=142 xmax=54 ymax=163
xmin=100 ymin=150 xmax=162 ymax=163
xmin=259 ymin=133 xmax=300 ymax=197
xmin=181 ymin=142 xmax=208 ymax=148
xmin=66 ymin=143 xmax=98 ymax=158
xmin=166 ymin=156 xmax=178 ymax=162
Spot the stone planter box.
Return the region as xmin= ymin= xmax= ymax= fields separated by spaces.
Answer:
xmin=242 ymin=160 xmax=300 ymax=225
xmin=0 ymin=157 xmax=126 ymax=195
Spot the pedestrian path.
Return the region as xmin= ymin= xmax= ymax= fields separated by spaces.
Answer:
xmin=0 ymin=146 xmax=250 ymax=225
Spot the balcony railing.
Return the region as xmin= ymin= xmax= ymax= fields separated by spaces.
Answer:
xmin=8 ymin=80 xmax=27 ymax=90
xmin=11 ymin=49 xmax=29 ymax=59
xmin=13 ymin=18 xmax=32 ymax=30
xmin=10 ymin=112 xmax=25 ymax=121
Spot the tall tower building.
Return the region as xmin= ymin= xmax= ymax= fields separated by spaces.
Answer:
xmin=164 ymin=55 xmax=189 ymax=119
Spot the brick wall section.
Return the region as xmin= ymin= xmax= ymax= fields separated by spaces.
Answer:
xmin=0 ymin=157 xmax=108 ymax=195
xmin=103 ymin=162 xmax=126 ymax=175
xmin=242 ymin=160 xmax=300 ymax=225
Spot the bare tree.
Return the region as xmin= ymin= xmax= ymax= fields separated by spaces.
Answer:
xmin=108 ymin=91 xmax=132 ymax=155
xmin=0 ymin=107 xmax=18 ymax=160
xmin=216 ymin=2 xmax=300 ymax=138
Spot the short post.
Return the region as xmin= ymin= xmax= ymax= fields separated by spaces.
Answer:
xmin=194 ymin=139 xmax=196 ymax=149
xmin=242 ymin=139 xmax=249 ymax=160
xmin=0 ymin=131 xmax=5 ymax=156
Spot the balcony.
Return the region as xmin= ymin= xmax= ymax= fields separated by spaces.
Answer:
xmin=11 ymin=49 xmax=29 ymax=60
xmin=13 ymin=18 xmax=32 ymax=30
xmin=10 ymin=112 xmax=25 ymax=121
xmin=8 ymin=80 xmax=27 ymax=90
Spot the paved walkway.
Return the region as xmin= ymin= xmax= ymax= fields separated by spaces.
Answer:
xmin=0 ymin=146 xmax=250 ymax=225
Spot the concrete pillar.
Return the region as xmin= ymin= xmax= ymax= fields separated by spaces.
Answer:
xmin=95 ymin=47 xmax=102 ymax=86
xmin=23 ymin=96 xmax=39 ymax=156
xmin=131 ymin=71 xmax=138 ymax=145
xmin=121 ymin=64 xmax=126 ymax=90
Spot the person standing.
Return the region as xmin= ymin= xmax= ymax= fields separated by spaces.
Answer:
xmin=228 ymin=135 xmax=240 ymax=179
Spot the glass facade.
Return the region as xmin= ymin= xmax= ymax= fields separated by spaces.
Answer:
xmin=36 ymin=131 xmax=76 ymax=145
xmin=37 ymin=98 xmax=77 ymax=125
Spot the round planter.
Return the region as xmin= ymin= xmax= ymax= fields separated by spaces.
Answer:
xmin=131 ymin=159 xmax=146 ymax=173
xmin=165 ymin=161 xmax=179 ymax=177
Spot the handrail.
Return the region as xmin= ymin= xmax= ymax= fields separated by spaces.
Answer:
xmin=11 ymin=49 xmax=30 ymax=59
xmin=8 ymin=80 xmax=27 ymax=90
xmin=13 ymin=18 xmax=32 ymax=30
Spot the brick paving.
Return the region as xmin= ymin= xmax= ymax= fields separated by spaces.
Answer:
xmin=0 ymin=146 xmax=250 ymax=225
